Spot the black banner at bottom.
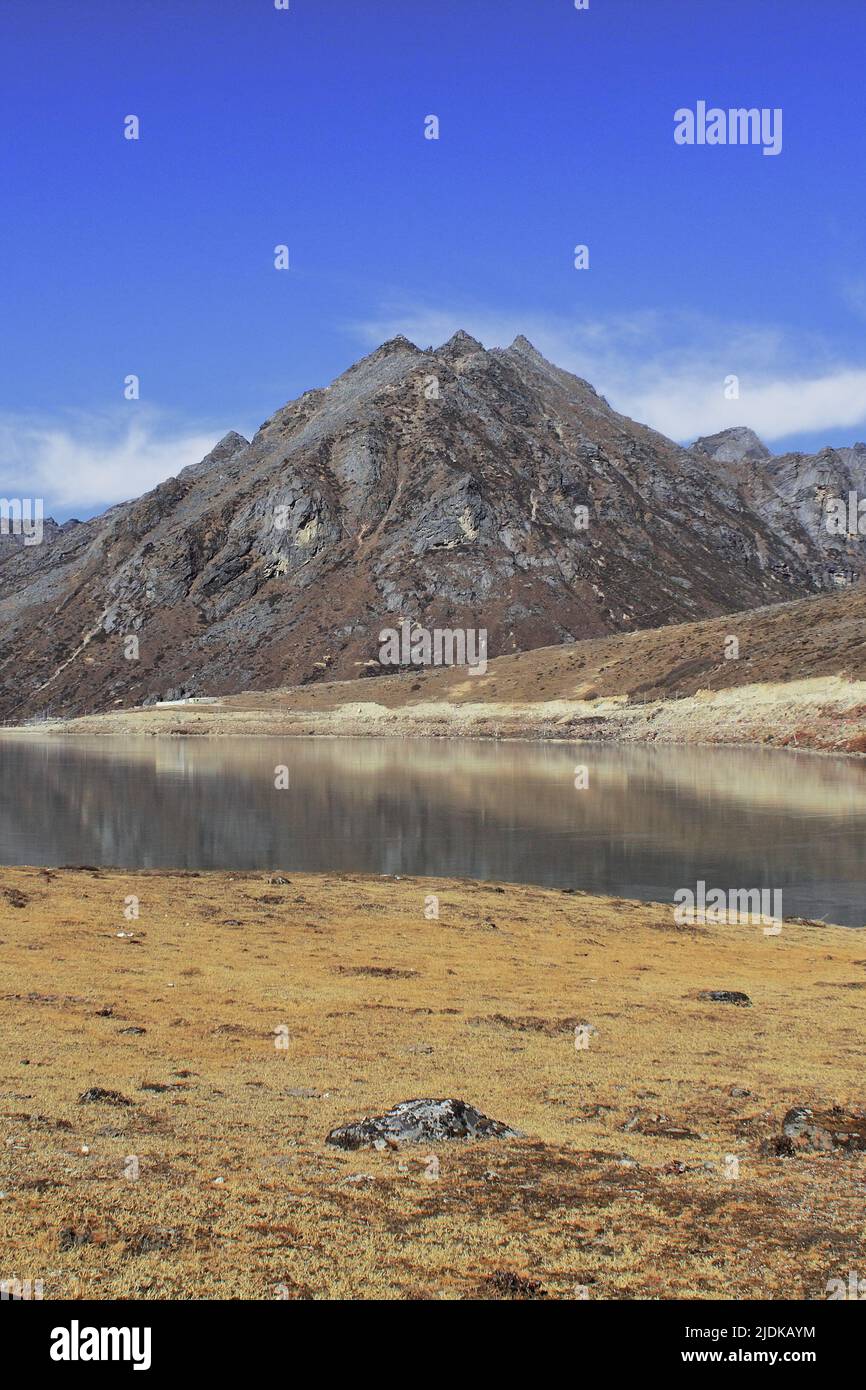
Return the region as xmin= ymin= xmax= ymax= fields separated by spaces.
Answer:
xmin=2 ymin=1296 xmax=857 ymax=1375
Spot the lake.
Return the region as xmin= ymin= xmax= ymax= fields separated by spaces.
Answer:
xmin=1 ymin=736 xmax=865 ymax=925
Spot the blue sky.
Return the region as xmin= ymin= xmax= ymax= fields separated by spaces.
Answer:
xmin=1 ymin=0 xmax=865 ymax=518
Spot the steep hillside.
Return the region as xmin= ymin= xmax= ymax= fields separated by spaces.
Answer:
xmin=11 ymin=586 xmax=866 ymax=757
xmin=1 ymin=333 xmax=861 ymax=722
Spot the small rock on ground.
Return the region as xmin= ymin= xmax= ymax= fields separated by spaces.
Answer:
xmin=326 ymin=1098 xmax=523 ymax=1150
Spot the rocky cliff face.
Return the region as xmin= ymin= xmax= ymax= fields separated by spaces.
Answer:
xmin=689 ymin=427 xmax=866 ymax=590
xmin=0 ymin=332 xmax=861 ymax=721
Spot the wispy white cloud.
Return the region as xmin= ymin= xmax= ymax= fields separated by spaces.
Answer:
xmin=628 ymin=369 xmax=866 ymax=443
xmin=0 ymin=410 xmax=223 ymax=515
xmin=348 ymin=303 xmax=866 ymax=444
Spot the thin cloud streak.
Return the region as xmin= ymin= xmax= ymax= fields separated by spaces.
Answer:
xmin=349 ymin=304 xmax=866 ymax=445
xmin=0 ymin=412 xmax=224 ymax=514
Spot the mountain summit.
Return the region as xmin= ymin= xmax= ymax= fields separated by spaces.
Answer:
xmin=0 ymin=334 xmax=862 ymax=720
xmin=690 ymin=426 xmax=771 ymax=464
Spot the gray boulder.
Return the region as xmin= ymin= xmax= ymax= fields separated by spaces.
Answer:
xmin=326 ymin=1097 xmax=522 ymax=1150
xmin=762 ymin=1104 xmax=866 ymax=1156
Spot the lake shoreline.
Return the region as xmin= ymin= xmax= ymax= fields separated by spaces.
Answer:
xmin=2 ymin=671 xmax=865 ymax=757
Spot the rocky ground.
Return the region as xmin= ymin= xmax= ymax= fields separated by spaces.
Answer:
xmin=1 ymin=867 xmax=864 ymax=1300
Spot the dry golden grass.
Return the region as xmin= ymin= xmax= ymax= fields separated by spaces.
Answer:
xmin=1 ymin=867 xmax=864 ymax=1300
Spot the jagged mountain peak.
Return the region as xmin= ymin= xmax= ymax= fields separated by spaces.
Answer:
xmin=363 ymin=333 xmax=422 ymax=361
xmin=379 ymin=332 xmax=421 ymax=353
xmin=323 ymin=333 xmax=423 ymax=392
xmin=217 ymin=429 xmax=250 ymax=450
xmin=501 ymin=333 xmax=561 ymax=373
xmin=690 ymin=426 xmax=771 ymax=464
xmin=507 ymin=333 xmax=545 ymax=358
xmin=437 ymin=329 xmax=485 ymax=359
xmin=175 ymin=429 xmax=249 ymax=484
xmin=498 ymin=335 xmax=605 ymax=405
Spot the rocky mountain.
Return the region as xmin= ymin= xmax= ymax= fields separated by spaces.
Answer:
xmin=688 ymin=427 xmax=865 ymax=587
xmin=0 ymin=515 xmax=79 ymax=553
xmin=0 ymin=332 xmax=863 ymax=722
xmin=689 ymin=426 xmax=772 ymax=466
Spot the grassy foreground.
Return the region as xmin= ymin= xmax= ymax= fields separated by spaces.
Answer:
xmin=1 ymin=867 xmax=864 ymax=1300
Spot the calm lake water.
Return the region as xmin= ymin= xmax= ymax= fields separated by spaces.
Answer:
xmin=1 ymin=736 xmax=865 ymax=925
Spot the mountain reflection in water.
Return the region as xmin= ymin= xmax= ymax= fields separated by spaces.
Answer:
xmin=1 ymin=737 xmax=865 ymax=925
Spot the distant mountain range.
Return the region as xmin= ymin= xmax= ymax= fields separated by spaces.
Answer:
xmin=1 ymin=332 xmax=863 ymax=722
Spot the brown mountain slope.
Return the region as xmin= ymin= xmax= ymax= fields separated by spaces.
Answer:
xmin=1 ymin=333 xmax=861 ymax=723
xmin=220 ymin=581 xmax=866 ymax=709
xmin=12 ymin=586 xmax=866 ymax=756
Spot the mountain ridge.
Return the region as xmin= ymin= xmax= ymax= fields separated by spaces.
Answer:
xmin=1 ymin=333 xmax=864 ymax=722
